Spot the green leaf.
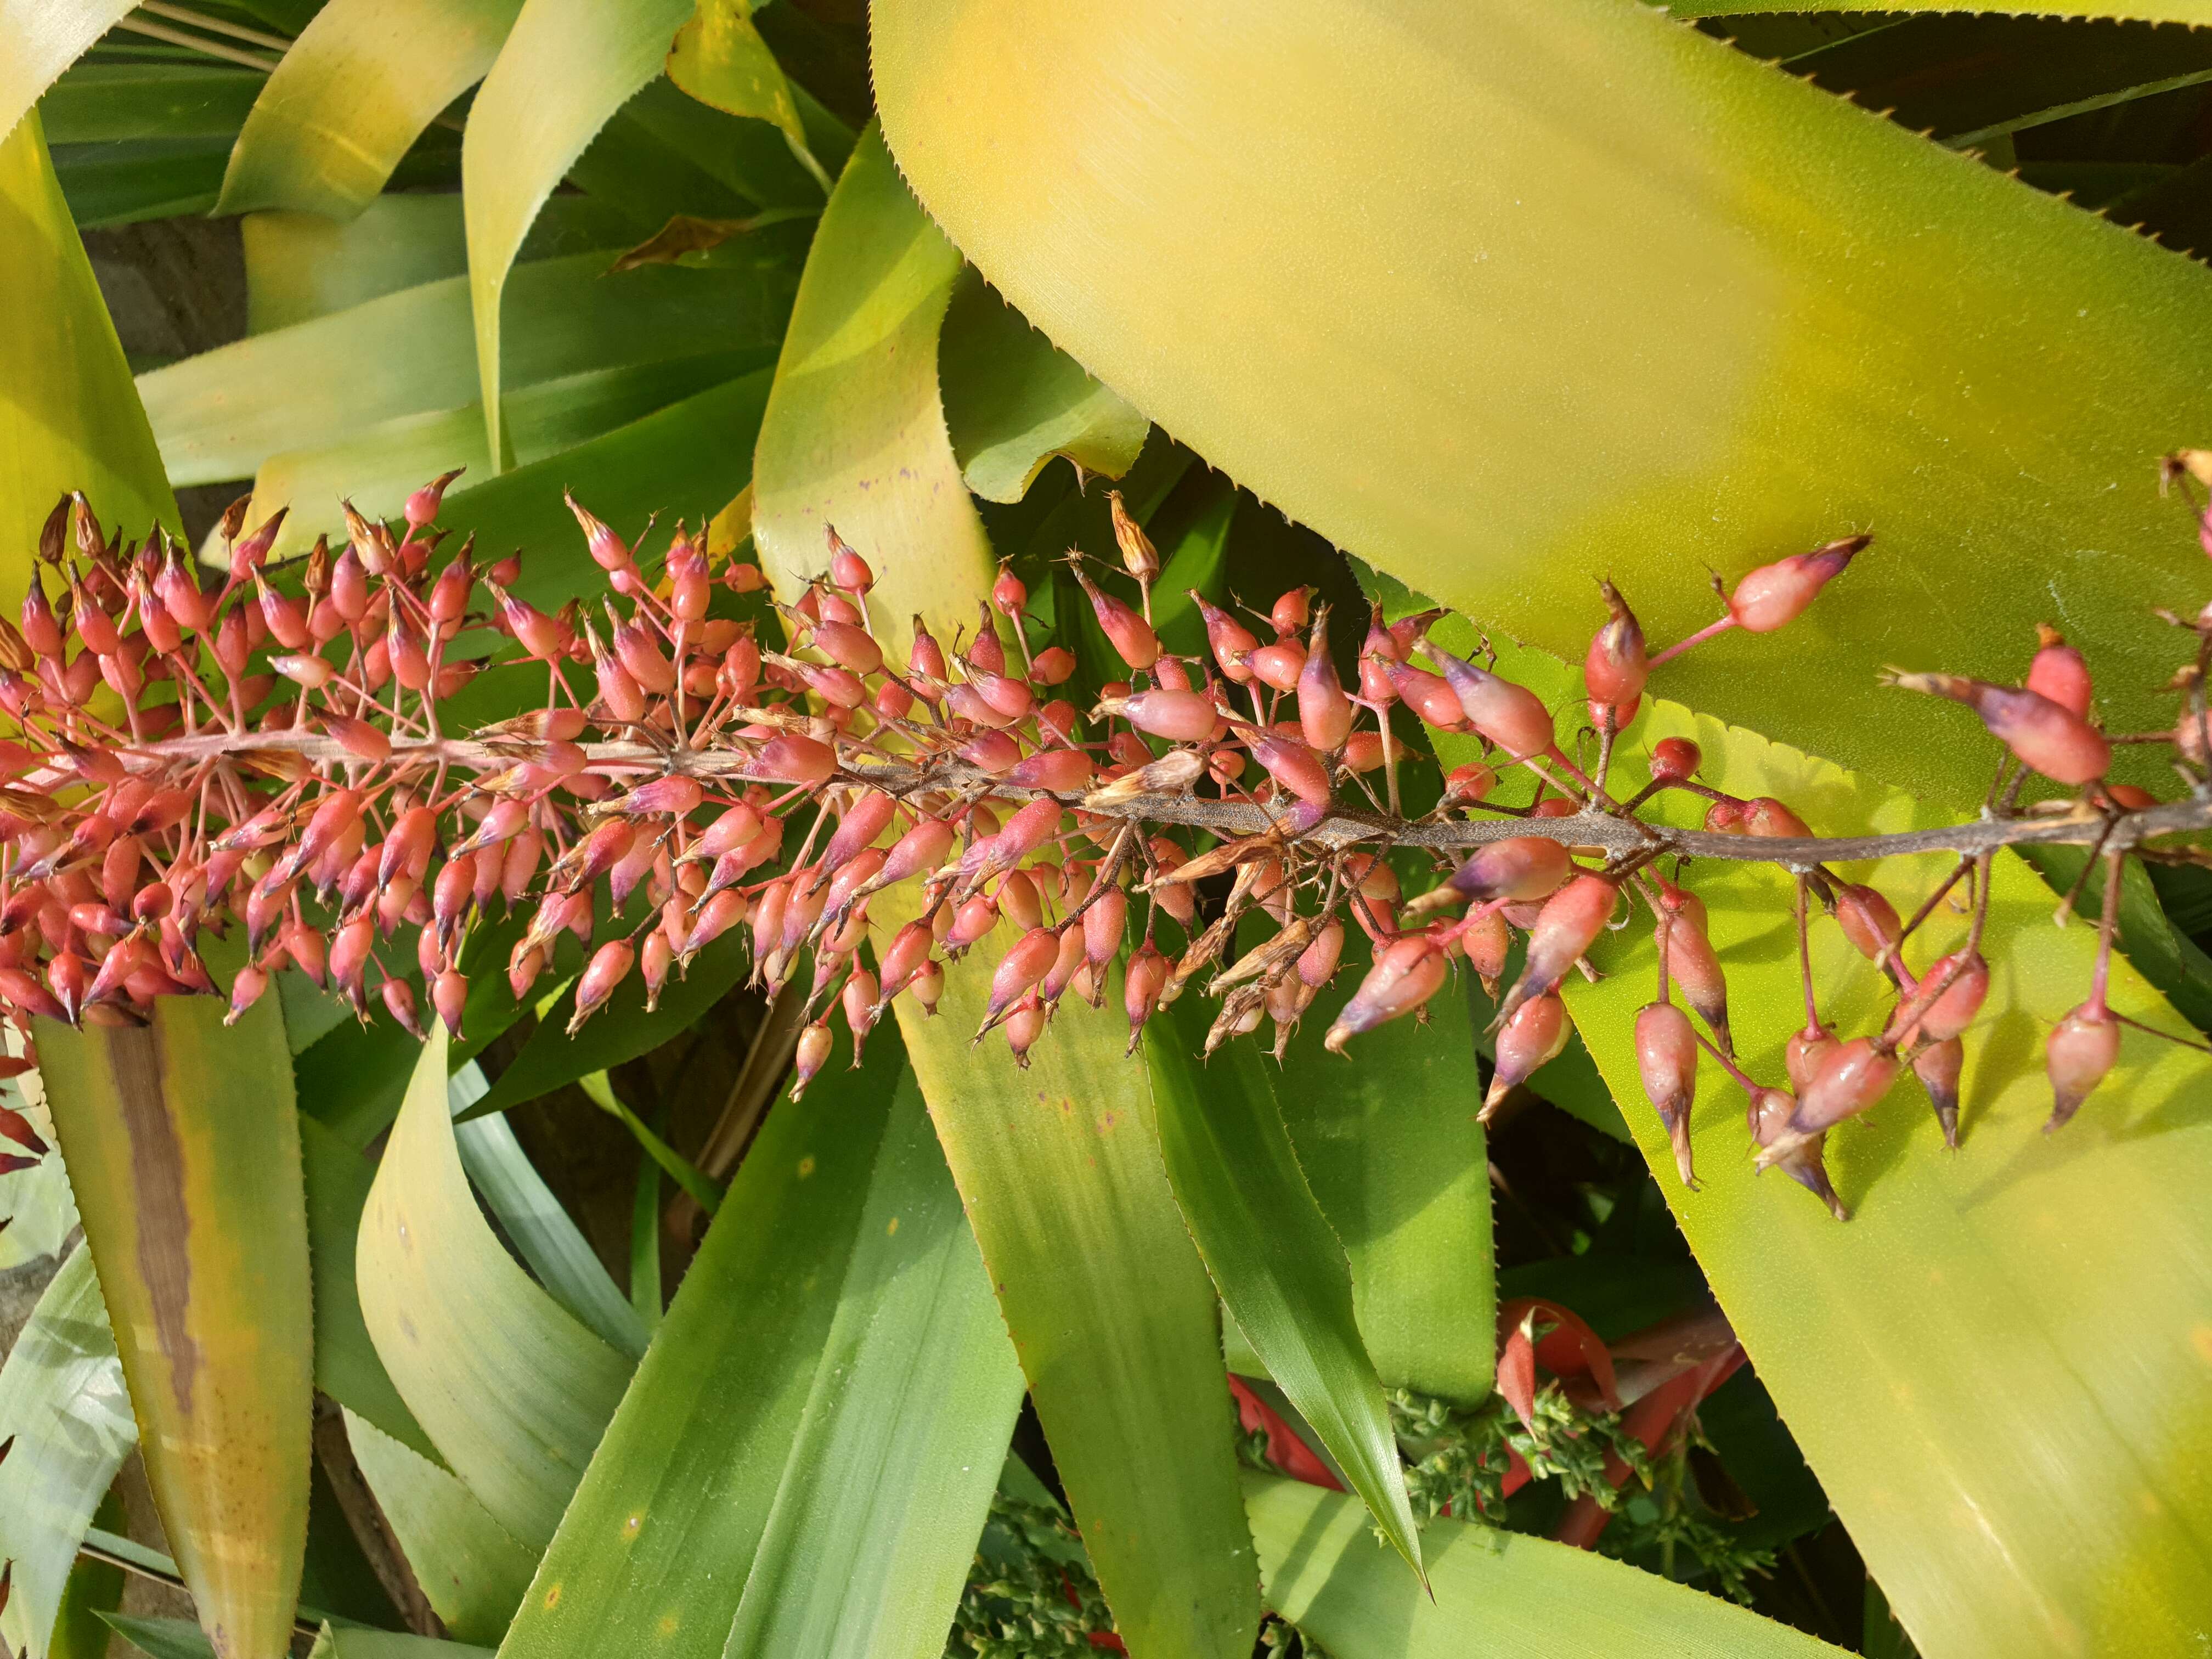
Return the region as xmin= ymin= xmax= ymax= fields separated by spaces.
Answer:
xmin=0 ymin=1248 xmax=136 ymax=1659
xmin=464 ymin=930 xmax=750 ymax=1119
xmin=311 ymin=1629 xmax=495 ymax=1659
xmin=100 ymin=1615 xmax=218 ymax=1659
xmin=240 ymin=351 xmax=769 ymax=562
xmin=2019 ymin=843 xmax=2212 ymax=1037
xmin=241 ymin=195 xmax=637 ymax=335
xmin=463 ymin=0 xmax=696 ymax=466
xmin=40 ymin=62 xmax=264 ymax=140
xmin=49 ymin=1491 xmax=126 ymax=1659
xmin=750 ymin=122 xmax=997 ymax=659
xmin=493 ymin=1022 xmax=907 ymax=1659
xmin=140 ymin=251 xmax=791 ymax=488
xmin=1 ymin=110 xmax=178 ymax=598
xmin=1563 ymin=692 xmax=2212 ymax=1656
xmin=0 ymin=0 xmax=134 ymax=145
xmin=450 ymin=1071 xmax=651 ymax=1360
xmin=574 ymin=1070 xmax=726 ymax=1217
xmin=666 ymin=0 xmax=831 ymax=193
xmin=895 ymin=941 xmax=1261 ymax=1659
xmin=1268 ymin=952 xmax=1497 ymax=1406
xmin=720 ymin=1069 xmax=1026 ymax=1659
xmin=300 ymin=1114 xmax=441 ymax=1462
xmin=36 ymin=993 xmax=313 ymax=1659
xmin=218 ymin=0 xmax=526 ymax=218
xmin=0 ymin=1064 xmax=77 ymax=1269
xmin=1244 ymin=1474 xmax=1847 ymax=1658
xmin=870 ymin=0 xmax=2212 ymax=808
xmin=1147 ymin=1004 xmax=1424 ymax=1582
xmin=343 ymin=1409 xmax=538 ymax=1645
xmin=357 ymin=1025 xmax=632 ymax=1553
xmin=940 ymin=274 xmax=1150 ymax=504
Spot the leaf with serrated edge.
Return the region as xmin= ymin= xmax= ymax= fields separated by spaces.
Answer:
xmin=0 ymin=0 xmax=133 ymax=145
xmin=344 ymin=1410 xmax=536 ymax=1645
xmin=871 ymin=0 xmax=2212 ymax=808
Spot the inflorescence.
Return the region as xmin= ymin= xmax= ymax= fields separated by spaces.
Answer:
xmin=3 ymin=456 xmax=2212 ymax=1216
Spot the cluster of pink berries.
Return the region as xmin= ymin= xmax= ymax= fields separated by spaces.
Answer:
xmin=0 ymin=462 xmax=2202 ymax=1217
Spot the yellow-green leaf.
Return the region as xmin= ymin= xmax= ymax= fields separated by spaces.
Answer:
xmin=666 ymin=0 xmax=830 ymax=193
xmin=870 ymin=0 xmax=2212 ymax=808
xmin=940 ymin=275 xmax=1149 ymax=504
xmin=0 ymin=0 xmax=133 ymax=146
xmin=749 ymin=122 xmax=996 ymax=660
xmin=0 ymin=1247 xmax=136 ymax=1659
xmin=1565 ymin=695 xmax=2212 ymax=1658
xmin=1 ymin=111 xmax=178 ymax=596
xmin=218 ymin=0 xmax=527 ymax=219
xmin=357 ymin=1026 xmax=631 ymax=1553
xmin=1245 ymin=1474 xmax=1847 ymax=1657
xmin=343 ymin=1410 xmax=538 ymax=1645
xmin=464 ymin=0 xmax=695 ymax=467
xmin=896 ymin=940 xmax=1261 ymax=1659
xmin=1674 ymin=1 xmax=2212 ymax=18
xmin=37 ymin=994 xmax=312 ymax=1659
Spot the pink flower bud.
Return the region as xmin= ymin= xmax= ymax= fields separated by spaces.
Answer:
xmin=1271 ymin=587 xmax=1312 ymax=636
xmin=1244 ymin=638 xmax=1302 ymax=692
xmin=984 ymin=926 xmax=1061 ymax=1029
xmin=1742 ymin=797 xmax=1810 ymax=839
xmin=226 ymin=964 xmax=269 ymax=1026
xmin=1297 ymin=609 xmax=1353 ymax=751
xmin=2027 ymin=625 xmax=2091 ymax=718
xmin=1381 ymin=659 xmax=1462 ymax=729
xmin=19 ymin=575 xmax=61 ymax=661
xmin=1498 ymin=874 xmax=1615 ymax=1024
xmin=946 ymin=894 xmax=1000 ymax=951
xmin=379 ymin=806 xmax=438 ymax=889
xmin=1103 ymin=689 xmax=1218 ymax=743
xmin=811 ymin=618 xmax=883 ymax=677
xmin=1005 ymin=748 xmax=1094 ymax=793
xmin=1888 ymin=672 xmax=2109 ymax=785
xmin=1830 ymin=885 xmax=1900 ymax=968
xmin=1075 ymin=568 xmax=1160 ymax=670
xmin=685 ymin=890 xmax=749 ymax=956
xmin=1794 ymin=1038 xmax=1900 ymax=1136
xmin=1444 ymin=837 xmax=1572 ymax=905
xmin=875 ymin=816 xmax=954 ymax=891
xmin=1634 ymin=1001 xmax=1697 ymax=1187
xmin=1124 ymin=942 xmax=1170 ymax=1053
xmin=991 ymin=564 xmax=1028 ymax=618
xmin=1648 ymin=737 xmax=1700 ymax=782
xmin=1785 ymin=1026 xmax=1839 ymax=1095
xmin=1703 ymin=798 xmax=1745 ymax=834
xmin=613 ymin=776 xmax=705 ymax=819
xmin=1657 ymin=907 xmax=1730 ymax=1054
xmin=1192 ymin=594 xmax=1259 ymax=684
xmin=566 ymin=492 xmax=630 ymax=572
xmin=1296 ymin=919 xmax=1345 ymax=990
xmin=1727 ymin=535 xmax=1867 ymax=632
xmin=1483 ymin=992 xmax=1570 ymax=1116
xmin=2045 ymin=1001 xmax=2119 ymax=1130
xmin=72 ymin=582 xmax=119 ymax=655
xmin=1083 ymin=888 xmax=1127 ymax=970
xmin=743 ymin=732 xmax=836 ymax=787
xmin=961 ymin=730 xmax=1023 ymax=773
xmin=1325 ymin=936 xmax=1447 ymax=1053
xmin=1913 ymin=1036 xmax=1964 ymax=1148
xmin=1441 ymin=761 xmax=1497 ymax=804
xmin=380 ymin=977 xmax=426 ymax=1038
xmin=1747 ymin=1086 xmax=1848 ymax=1220
xmin=1901 ymin=950 xmax=1987 ymax=1043
xmin=909 ymin=622 xmax=948 ymax=681
xmin=569 ymin=940 xmax=635 ymax=1032
xmin=1584 ymin=580 xmax=1646 ymax=728
xmin=1423 ymin=644 xmax=1556 ymax=760
xmin=1003 ymin=995 xmax=1048 ymax=1066
xmin=826 ymin=528 xmax=874 ymax=595
xmin=1243 ymin=729 xmax=1333 ymax=809
xmin=790 ymin=1021 xmax=834 ymax=1099
xmin=997 ymin=869 xmax=1045 ymax=932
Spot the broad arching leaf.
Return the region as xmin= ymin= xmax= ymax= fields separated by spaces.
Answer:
xmin=1245 ymin=1475 xmax=1847 ymax=1658
xmin=749 ymin=123 xmax=996 ymax=658
xmin=870 ymin=0 xmax=2212 ymax=808
xmin=357 ymin=1026 xmax=631 ymax=1552
xmin=1 ymin=111 xmax=178 ymax=598
xmin=0 ymin=0 xmax=132 ymax=145
xmin=37 ymin=994 xmax=312 ymax=1659
xmin=218 ymin=0 xmax=527 ymax=219
xmin=462 ymin=0 xmax=695 ymax=466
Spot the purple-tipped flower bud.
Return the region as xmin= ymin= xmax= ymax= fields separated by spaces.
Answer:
xmin=1726 ymin=535 xmax=1867 ymax=633
xmin=1497 ymin=874 xmax=1615 ymax=1025
xmin=1324 ymin=936 xmax=1447 ymax=1054
xmin=1073 ymin=566 xmax=1160 ymax=670
xmin=1887 ymin=672 xmax=2109 ymax=785
xmin=1914 ymin=1036 xmax=1965 ymax=1148
xmin=1421 ymin=643 xmax=1556 ymax=760
xmin=1443 ymin=838 xmax=1572 ymax=906
xmin=1786 ymin=1025 xmax=1839 ymax=1095
xmin=1792 ymin=1038 xmax=1900 ymax=1137
xmin=2027 ymin=624 xmax=2091 ymax=718
xmin=569 ymin=940 xmax=635 ymax=1033
xmin=1634 ymin=1001 xmax=1697 ymax=1186
xmin=1298 ymin=608 xmax=1353 ymax=751
xmin=1484 ymin=992 xmax=1571 ymax=1118
xmin=1584 ymin=580 xmax=1646 ymax=729
xmin=790 ymin=1021 xmax=833 ymax=1099
xmin=1193 ymin=593 xmax=1259 ymax=684
xmin=433 ymin=969 xmax=469 ymax=1037
xmin=2045 ymin=1001 xmax=2120 ymax=1131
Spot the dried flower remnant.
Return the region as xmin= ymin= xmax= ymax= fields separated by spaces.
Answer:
xmin=1 ymin=478 xmax=2205 ymax=1221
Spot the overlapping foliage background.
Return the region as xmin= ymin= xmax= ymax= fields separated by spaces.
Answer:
xmin=4 ymin=3 xmax=2212 ymax=1658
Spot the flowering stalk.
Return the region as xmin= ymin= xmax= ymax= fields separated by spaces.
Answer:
xmin=2 ymin=474 xmax=2208 ymax=1219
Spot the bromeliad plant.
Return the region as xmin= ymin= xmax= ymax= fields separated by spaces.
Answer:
xmin=4 ymin=470 xmax=2210 ymax=1224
